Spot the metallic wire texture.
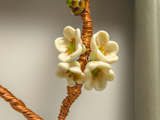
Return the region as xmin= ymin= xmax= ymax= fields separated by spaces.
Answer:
xmin=0 ymin=85 xmax=43 ymax=120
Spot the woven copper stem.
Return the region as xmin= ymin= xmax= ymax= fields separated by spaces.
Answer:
xmin=79 ymin=0 xmax=93 ymax=69
xmin=0 ymin=85 xmax=43 ymax=120
xmin=58 ymin=0 xmax=93 ymax=120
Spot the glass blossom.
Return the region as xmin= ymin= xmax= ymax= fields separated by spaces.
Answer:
xmin=90 ymin=31 xmax=119 ymax=64
xmin=55 ymin=26 xmax=86 ymax=62
xmin=84 ymin=61 xmax=115 ymax=91
xmin=55 ymin=60 xmax=85 ymax=87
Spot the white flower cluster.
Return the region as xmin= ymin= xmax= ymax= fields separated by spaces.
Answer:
xmin=54 ymin=26 xmax=119 ymax=91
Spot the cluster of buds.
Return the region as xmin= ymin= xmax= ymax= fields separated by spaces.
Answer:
xmin=54 ymin=26 xmax=119 ymax=91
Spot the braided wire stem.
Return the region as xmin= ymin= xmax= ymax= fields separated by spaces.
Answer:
xmin=0 ymin=85 xmax=43 ymax=120
xmin=58 ymin=0 xmax=93 ymax=120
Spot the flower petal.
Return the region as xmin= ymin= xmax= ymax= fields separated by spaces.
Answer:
xmin=96 ymin=50 xmax=108 ymax=62
xmin=81 ymin=44 xmax=86 ymax=54
xmin=94 ymin=77 xmax=107 ymax=91
xmin=95 ymin=61 xmax=111 ymax=70
xmin=104 ymin=41 xmax=119 ymax=54
xmin=76 ymin=74 xmax=86 ymax=84
xmin=55 ymin=60 xmax=85 ymax=87
xmin=84 ymin=66 xmax=92 ymax=77
xmin=69 ymin=60 xmax=81 ymax=67
xmin=75 ymin=28 xmax=81 ymax=44
xmin=58 ymin=53 xmax=71 ymax=62
xmin=90 ymin=34 xmax=99 ymax=53
xmin=102 ymin=70 xmax=115 ymax=81
xmin=95 ymin=31 xmax=109 ymax=47
xmin=54 ymin=37 xmax=70 ymax=53
xmin=70 ymin=44 xmax=82 ymax=59
xmin=63 ymin=26 xmax=75 ymax=41
xmin=85 ymin=61 xmax=99 ymax=71
xmin=55 ymin=67 xmax=65 ymax=78
xmin=90 ymin=52 xmax=99 ymax=61
xmin=105 ymin=54 xmax=119 ymax=64
xmin=66 ymin=77 xmax=76 ymax=87
xmin=58 ymin=62 xmax=70 ymax=70
xmin=70 ymin=66 xmax=82 ymax=74
xmin=96 ymin=50 xmax=119 ymax=64
xmin=84 ymin=77 xmax=95 ymax=90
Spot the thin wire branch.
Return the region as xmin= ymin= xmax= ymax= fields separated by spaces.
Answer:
xmin=0 ymin=85 xmax=43 ymax=120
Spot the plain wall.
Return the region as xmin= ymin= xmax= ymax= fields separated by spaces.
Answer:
xmin=0 ymin=0 xmax=134 ymax=120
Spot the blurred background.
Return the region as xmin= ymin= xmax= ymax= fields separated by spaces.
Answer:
xmin=0 ymin=0 xmax=134 ymax=120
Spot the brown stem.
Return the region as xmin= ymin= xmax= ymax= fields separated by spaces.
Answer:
xmin=0 ymin=85 xmax=43 ymax=120
xmin=58 ymin=84 xmax=83 ymax=120
xmin=79 ymin=0 xmax=93 ymax=68
xmin=58 ymin=0 xmax=93 ymax=120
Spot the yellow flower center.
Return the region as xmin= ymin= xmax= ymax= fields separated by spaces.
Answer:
xmin=91 ymin=68 xmax=101 ymax=77
xmin=66 ymin=38 xmax=76 ymax=55
xmin=66 ymin=70 xmax=79 ymax=81
xmin=98 ymin=46 xmax=106 ymax=55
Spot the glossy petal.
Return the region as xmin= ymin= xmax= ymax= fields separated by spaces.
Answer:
xmin=69 ymin=60 xmax=81 ymax=67
xmin=55 ymin=67 xmax=65 ymax=78
xmin=58 ymin=53 xmax=71 ymax=63
xmin=54 ymin=37 xmax=69 ymax=53
xmin=70 ymin=44 xmax=82 ymax=59
xmin=95 ymin=31 xmax=109 ymax=46
xmin=90 ymin=52 xmax=99 ymax=61
xmin=75 ymin=28 xmax=81 ymax=44
xmin=76 ymin=74 xmax=86 ymax=84
xmin=104 ymin=41 xmax=119 ymax=54
xmin=84 ymin=61 xmax=99 ymax=72
xmin=94 ymin=77 xmax=107 ymax=91
xmin=54 ymin=26 xmax=85 ymax=62
xmin=83 ymin=66 xmax=92 ymax=77
xmin=66 ymin=77 xmax=76 ymax=87
xmin=97 ymin=61 xmax=111 ymax=70
xmin=58 ymin=62 xmax=70 ymax=70
xmin=81 ymin=44 xmax=86 ymax=54
xmin=90 ymin=35 xmax=99 ymax=53
xmin=102 ymin=70 xmax=115 ymax=81
xmin=84 ymin=61 xmax=115 ymax=91
xmin=63 ymin=26 xmax=75 ymax=41
xmin=96 ymin=50 xmax=108 ymax=62
xmin=84 ymin=77 xmax=95 ymax=90
xmin=55 ymin=60 xmax=85 ymax=87
xmin=70 ymin=66 xmax=82 ymax=74
xmin=105 ymin=54 xmax=119 ymax=64
xmin=90 ymin=30 xmax=119 ymax=64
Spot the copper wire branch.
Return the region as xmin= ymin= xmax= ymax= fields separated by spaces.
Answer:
xmin=58 ymin=0 xmax=93 ymax=120
xmin=0 ymin=85 xmax=43 ymax=120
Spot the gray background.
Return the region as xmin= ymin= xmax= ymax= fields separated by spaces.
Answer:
xmin=0 ymin=0 xmax=134 ymax=120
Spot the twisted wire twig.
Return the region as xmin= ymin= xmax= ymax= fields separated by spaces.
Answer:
xmin=0 ymin=85 xmax=43 ymax=120
xmin=58 ymin=0 xmax=93 ymax=120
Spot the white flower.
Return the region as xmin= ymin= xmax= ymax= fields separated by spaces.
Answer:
xmin=90 ymin=31 xmax=119 ymax=64
xmin=55 ymin=60 xmax=86 ymax=87
xmin=84 ymin=61 xmax=115 ymax=91
xmin=54 ymin=26 xmax=86 ymax=62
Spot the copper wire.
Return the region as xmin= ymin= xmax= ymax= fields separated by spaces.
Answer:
xmin=0 ymin=85 xmax=43 ymax=120
xmin=58 ymin=0 xmax=93 ymax=120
